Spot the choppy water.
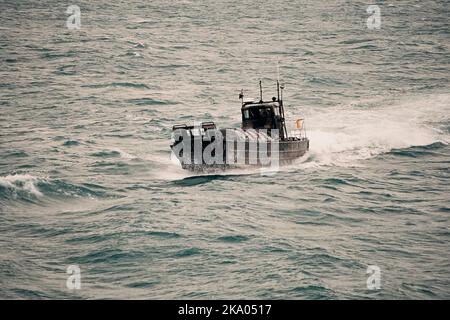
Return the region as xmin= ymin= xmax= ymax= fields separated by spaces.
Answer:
xmin=1 ymin=0 xmax=449 ymax=299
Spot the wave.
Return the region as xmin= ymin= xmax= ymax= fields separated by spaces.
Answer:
xmin=62 ymin=140 xmax=80 ymax=147
xmin=126 ymin=98 xmax=177 ymax=106
xmin=81 ymin=82 xmax=151 ymax=90
xmin=90 ymin=148 xmax=137 ymax=160
xmin=0 ymin=174 xmax=43 ymax=198
xmin=387 ymin=142 xmax=447 ymax=158
xmin=171 ymin=174 xmax=241 ymax=186
xmin=0 ymin=174 xmax=111 ymax=202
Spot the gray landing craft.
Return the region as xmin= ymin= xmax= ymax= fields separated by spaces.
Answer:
xmin=170 ymin=81 xmax=310 ymax=171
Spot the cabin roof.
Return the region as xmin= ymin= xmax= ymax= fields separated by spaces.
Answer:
xmin=241 ymin=101 xmax=280 ymax=109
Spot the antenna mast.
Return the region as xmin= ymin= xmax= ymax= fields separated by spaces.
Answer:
xmin=276 ymin=61 xmax=288 ymax=140
xmin=259 ymin=80 xmax=263 ymax=102
xmin=277 ymin=60 xmax=280 ymax=82
xmin=277 ymin=61 xmax=280 ymax=101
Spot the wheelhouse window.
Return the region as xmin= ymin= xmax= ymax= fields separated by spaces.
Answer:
xmin=245 ymin=107 xmax=273 ymax=119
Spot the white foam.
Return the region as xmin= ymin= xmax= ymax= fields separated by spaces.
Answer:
xmin=112 ymin=148 xmax=137 ymax=160
xmin=0 ymin=174 xmax=43 ymax=197
xmin=293 ymin=93 xmax=450 ymax=168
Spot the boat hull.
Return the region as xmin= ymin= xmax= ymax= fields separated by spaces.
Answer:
xmin=170 ymin=128 xmax=309 ymax=172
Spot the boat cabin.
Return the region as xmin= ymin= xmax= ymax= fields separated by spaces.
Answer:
xmin=240 ymin=81 xmax=288 ymax=139
xmin=241 ymin=101 xmax=280 ymax=130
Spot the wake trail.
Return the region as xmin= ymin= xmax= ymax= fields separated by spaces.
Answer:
xmin=155 ymin=92 xmax=450 ymax=178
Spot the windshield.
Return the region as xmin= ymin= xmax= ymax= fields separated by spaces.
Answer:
xmin=244 ymin=107 xmax=273 ymax=120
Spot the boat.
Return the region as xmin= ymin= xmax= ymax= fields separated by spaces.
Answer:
xmin=170 ymin=81 xmax=309 ymax=172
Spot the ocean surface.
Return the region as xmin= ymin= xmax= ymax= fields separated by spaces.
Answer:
xmin=1 ymin=0 xmax=449 ymax=299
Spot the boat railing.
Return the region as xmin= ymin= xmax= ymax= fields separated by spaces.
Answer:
xmin=287 ymin=118 xmax=307 ymax=139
